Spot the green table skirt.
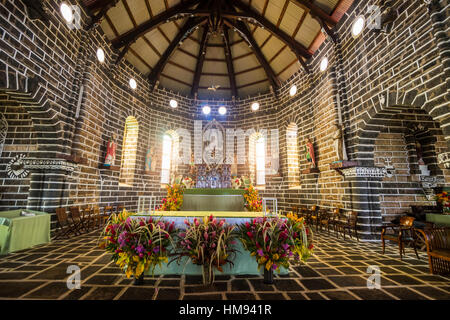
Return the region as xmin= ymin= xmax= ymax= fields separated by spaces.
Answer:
xmin=426 ymin=213 xmax=450 ymax=227
xmin=0 ymin=210 xmax=51 ymax=255
xmin=146 ymin=240 xmax=288 ymax=276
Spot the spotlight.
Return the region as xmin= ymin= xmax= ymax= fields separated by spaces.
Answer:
xmin=320 ymin=57 xmax=328 ymax=72
xmin=96 ymin=48 xmax=105 ymax=63
xmin=218 ymin=106 xmax=227 ymax=115
xmin=170 ymin=99 xmax=178 ymax=108
xmin=202 ymin=106 xmax=211 ymax=115
xmin=60 ymin=2 xmax=74 ymax=23
xmin=352 ymin=16 xmax=365 ymax=38
xmin=251 ymin=102 xmax=260 ymax=111
xmin=129 ymin=78 xmax=137 ymax=90
xmin=289 ymin=85 xmax=297 ymax=97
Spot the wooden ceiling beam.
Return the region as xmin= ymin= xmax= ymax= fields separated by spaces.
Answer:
xmin=291 ymin=0 xmax=338 ymax=26
xmin=149 ymin=18 xmax=208 ymax=88
xmin=85 ymin=0 xmax=119 ymax=30
xmin=228 ymin=0 xmax=312 ymax=60
xmin=191 ymin=25 xmax=210 ymax=98
xmin=223 ymin=26 xmax=238 ymax=98
xmin=110 ymin=0 xmax=201 ymax=49
xmin=83 ymin=0 xmax=116 ymax=12
xmin=224 ymin=19 xmax=279 ymax=90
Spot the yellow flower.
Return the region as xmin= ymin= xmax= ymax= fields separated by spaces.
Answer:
xmin=273 ymin=254 xmax=280 ymax=261
xmin=265 ymin=260 xmax=273 ymax=271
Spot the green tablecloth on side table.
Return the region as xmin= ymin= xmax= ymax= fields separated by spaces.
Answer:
xmin=0 ymin=210 xmax=51 ymax=255
xmin=426 ymin=214 xmax=450 ymax=227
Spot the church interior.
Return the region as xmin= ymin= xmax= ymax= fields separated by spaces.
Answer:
xmin=0 ymin=0 xmax=449 ymax=303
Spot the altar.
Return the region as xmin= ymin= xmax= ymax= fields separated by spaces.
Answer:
xmin=181 ymin=189 xmax=245 ymax=211
xmin=134 ymin=212 xmax=289 ymax=276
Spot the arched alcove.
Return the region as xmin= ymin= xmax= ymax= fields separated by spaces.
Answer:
xmin=119 ymin=116 xmax=139 ymax=187
xmin=286 ymin=122 xmax=300 ymax=188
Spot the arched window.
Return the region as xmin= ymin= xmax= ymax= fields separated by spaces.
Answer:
xmin=119 ymin=116 xmax=139 ymax=186
xmin=0 ymin=113 xmax=7 ymax=158
xmin=161 ymin=130 xmax=179 ymax=185
xmin=249 ymin=132 xmax=265 ymax=186
xmin=286 ymin=123 xmax=300 ymax=187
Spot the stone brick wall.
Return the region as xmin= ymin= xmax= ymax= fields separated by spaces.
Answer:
xmin=0 ymin=0 xmax=448 ymax=239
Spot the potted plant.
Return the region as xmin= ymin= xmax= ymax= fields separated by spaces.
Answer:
xmin=434 ymin=191 xmax=450 ymax=215
xmin=239 ymin=215 xmax=312 ymax=284
xmin=243 ymin=185 xmax=263 ymax=212
xmin=99 ymin=211 xmax=177 ymax=285
xmin=172 ymin=215 xmax=238 ymax=285
xmin=157 ymin=184 xmax=184 ymax=211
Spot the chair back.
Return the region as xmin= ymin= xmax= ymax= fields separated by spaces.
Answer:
xmin=104 ymin=206 xmax=114 ymax=216
xmin=311 ymin=205 xmax=317 ymax=212
xmin=56 ymin=208 xmax=68 ymax=225
xmin=116 ymin=205 xmax=124 ymax=214
xmin=348 ymin=211 xmax=358 ymax=226
xmin=70 ymin=207 xmax=82 ymax=221
xmin=93 ymin=205 xmax=100 ymax=215
xmin=83 ymin=207 xmax=93 ymax=218
xmin=399 ymin=216 xmax=415 ymax=227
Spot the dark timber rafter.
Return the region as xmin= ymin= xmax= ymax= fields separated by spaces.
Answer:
xmin=191 ymin=25 xmax=210 ymax=98
xmin=292 ymin=0 xmax=338 ymax=27
xmin=110 ymin=0 xmax=201 ymax=49
xmin=149 ymin=18 xmax=208 ymax=89
xmin=224 ymin=19 xmax=280 ymax=90
xmin=228 ymin=0 xmax=311 ymax=73
xmin=222 ymin=26 xmax=238 ymax=98
xmin=85 ymin=0 xmax=119 ymax=30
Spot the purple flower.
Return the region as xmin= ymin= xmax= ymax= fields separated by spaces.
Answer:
xmin=272 ymin=264 xmax=278 ymax=270
xmin=153 ymin=246 xmax=160 ymax=254
xmin=136 ymin=244 xmax=145 ymax=254
xmin=282 ymin=243 xmax=290 ymax=251
xmin=257 ymin=249 xmax=264 ymax=257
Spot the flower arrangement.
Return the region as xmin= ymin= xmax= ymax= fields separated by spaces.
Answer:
xmin=244 ymin=185 xmax=263 ymax=212
xmin=231 ymin=177 xmax=242 ymax=189
xmin=99 ymin=211 xmax=177 ymax=280
xmin=285 ymin=212 xmax=314 ymax=262
xmin=158 ymin=184 xmax=184 ymax=211
xmin=172 ymin=215 xmax=238 ymax=285
xmin=434 ymin=191 xmax=450 ymax=214
xmin=239 ymin=216 xmax=312 ymax=274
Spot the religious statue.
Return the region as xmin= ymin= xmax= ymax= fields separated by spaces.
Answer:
xmin=305 ymin=138 xmax=316 ymax=168
xmin=415 ymin=140 xmax=424 ymax=165
xmin=145 ymin=147 xmax=156 ymax=173
xmin=104 ymin=134 xmax=117 ymax=166
xmin=332 ymin=123 xmax=344 ymax=161
xmin=189 ymin=152 xmax=196 ymax=175
xmin=231 ymin=154 xmax=238 ymax=177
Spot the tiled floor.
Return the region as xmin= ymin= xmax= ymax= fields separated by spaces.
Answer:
xmin=0 ymin=230 xmax=449 ymax=300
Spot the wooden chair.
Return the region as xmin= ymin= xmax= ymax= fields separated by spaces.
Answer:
xmin=381 ymin=216 xmax=419 ymax=260
xmin=116 ymin=204 xmax=125 ymax=215
xmin=342 ymin=211 xmax=359 ymax=242
xmin=103 ymin=206 xmax=114 ymax=225
xmin=308 ymin=205 xmax=320 ymax=231
xmin=92 ymin=205 xmax=102 ymax=228
xmin=319 ymin=209 xmax=332 ymax=233
xmin=70 ymin=207 xmax=89 ymax=233
xmin=82 ymin=207 xmax=96 ymax=231
xmin=298 ymin=206 xmax=308 ymax=219
xmin=329 ymin=208 xmax=344 ymax=237
xmin=54 ymin=208 xmax=81 ymax=239
xmin=416 ymin=227 xmax=450 ymax=275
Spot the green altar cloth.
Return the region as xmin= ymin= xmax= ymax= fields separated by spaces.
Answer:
xmin=182 ymin=189 xmax=245 ymax=212
xmin=426 ymin=214 xmax=450 ymax=227
xmin=0 ymin=210 xmax=51 ymax=255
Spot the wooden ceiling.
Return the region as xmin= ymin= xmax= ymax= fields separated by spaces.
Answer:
xmin=82 ymin=0 xmax=353 ymax=100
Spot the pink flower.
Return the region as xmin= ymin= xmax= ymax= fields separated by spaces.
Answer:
xmin=247 ymin=232 xmax=253 ymax=238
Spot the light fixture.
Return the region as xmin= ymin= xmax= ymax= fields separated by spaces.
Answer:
xmin=170 ymin=99 xmax=178 ymax=108
xmin=352 ymin=16 xmax=365 ymax=38
xmin=129 ymin=78 xmax=137 ymax=90
xmin=218 ymin=106 xmax=227 ymax=115
xmin=320 ymin=57 xmax=328 ymax=72
xmin=289 ymin=85 xmax=297 ymax=97
xmin=202 ymin=106 xmax=211 ymax=115
xmin=251 ymin=102 xmax=260 ymax=111
xmin=96 ymin=48 xmax=105 ymax=63
xmin=60 ymin=2 xmax=74 ymax=23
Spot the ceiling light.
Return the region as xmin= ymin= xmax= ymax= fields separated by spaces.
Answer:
xmin=96 ymin=48 xmax=105 ymax=63
xmin=170 ymin=99 xmax=178 ymax=108
xmin=289 ymin=85 xmax=297 ymax=97
xmin=60 ymin=2 xmax=74 ymax=23
xmin=129 ymin=78 xmax=137 ymax=90
xmin=202 ymin=106 xmax=211 ymax=115
xmin=251 ymin=102 xmax=260 ymax=111
xmin=218 ymin=106 xmax=227 ymax=115
xmin=352 ymin=16 xmax=365 ymax=38
xmin=320 ymin=57 xmax=328 ymax=72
